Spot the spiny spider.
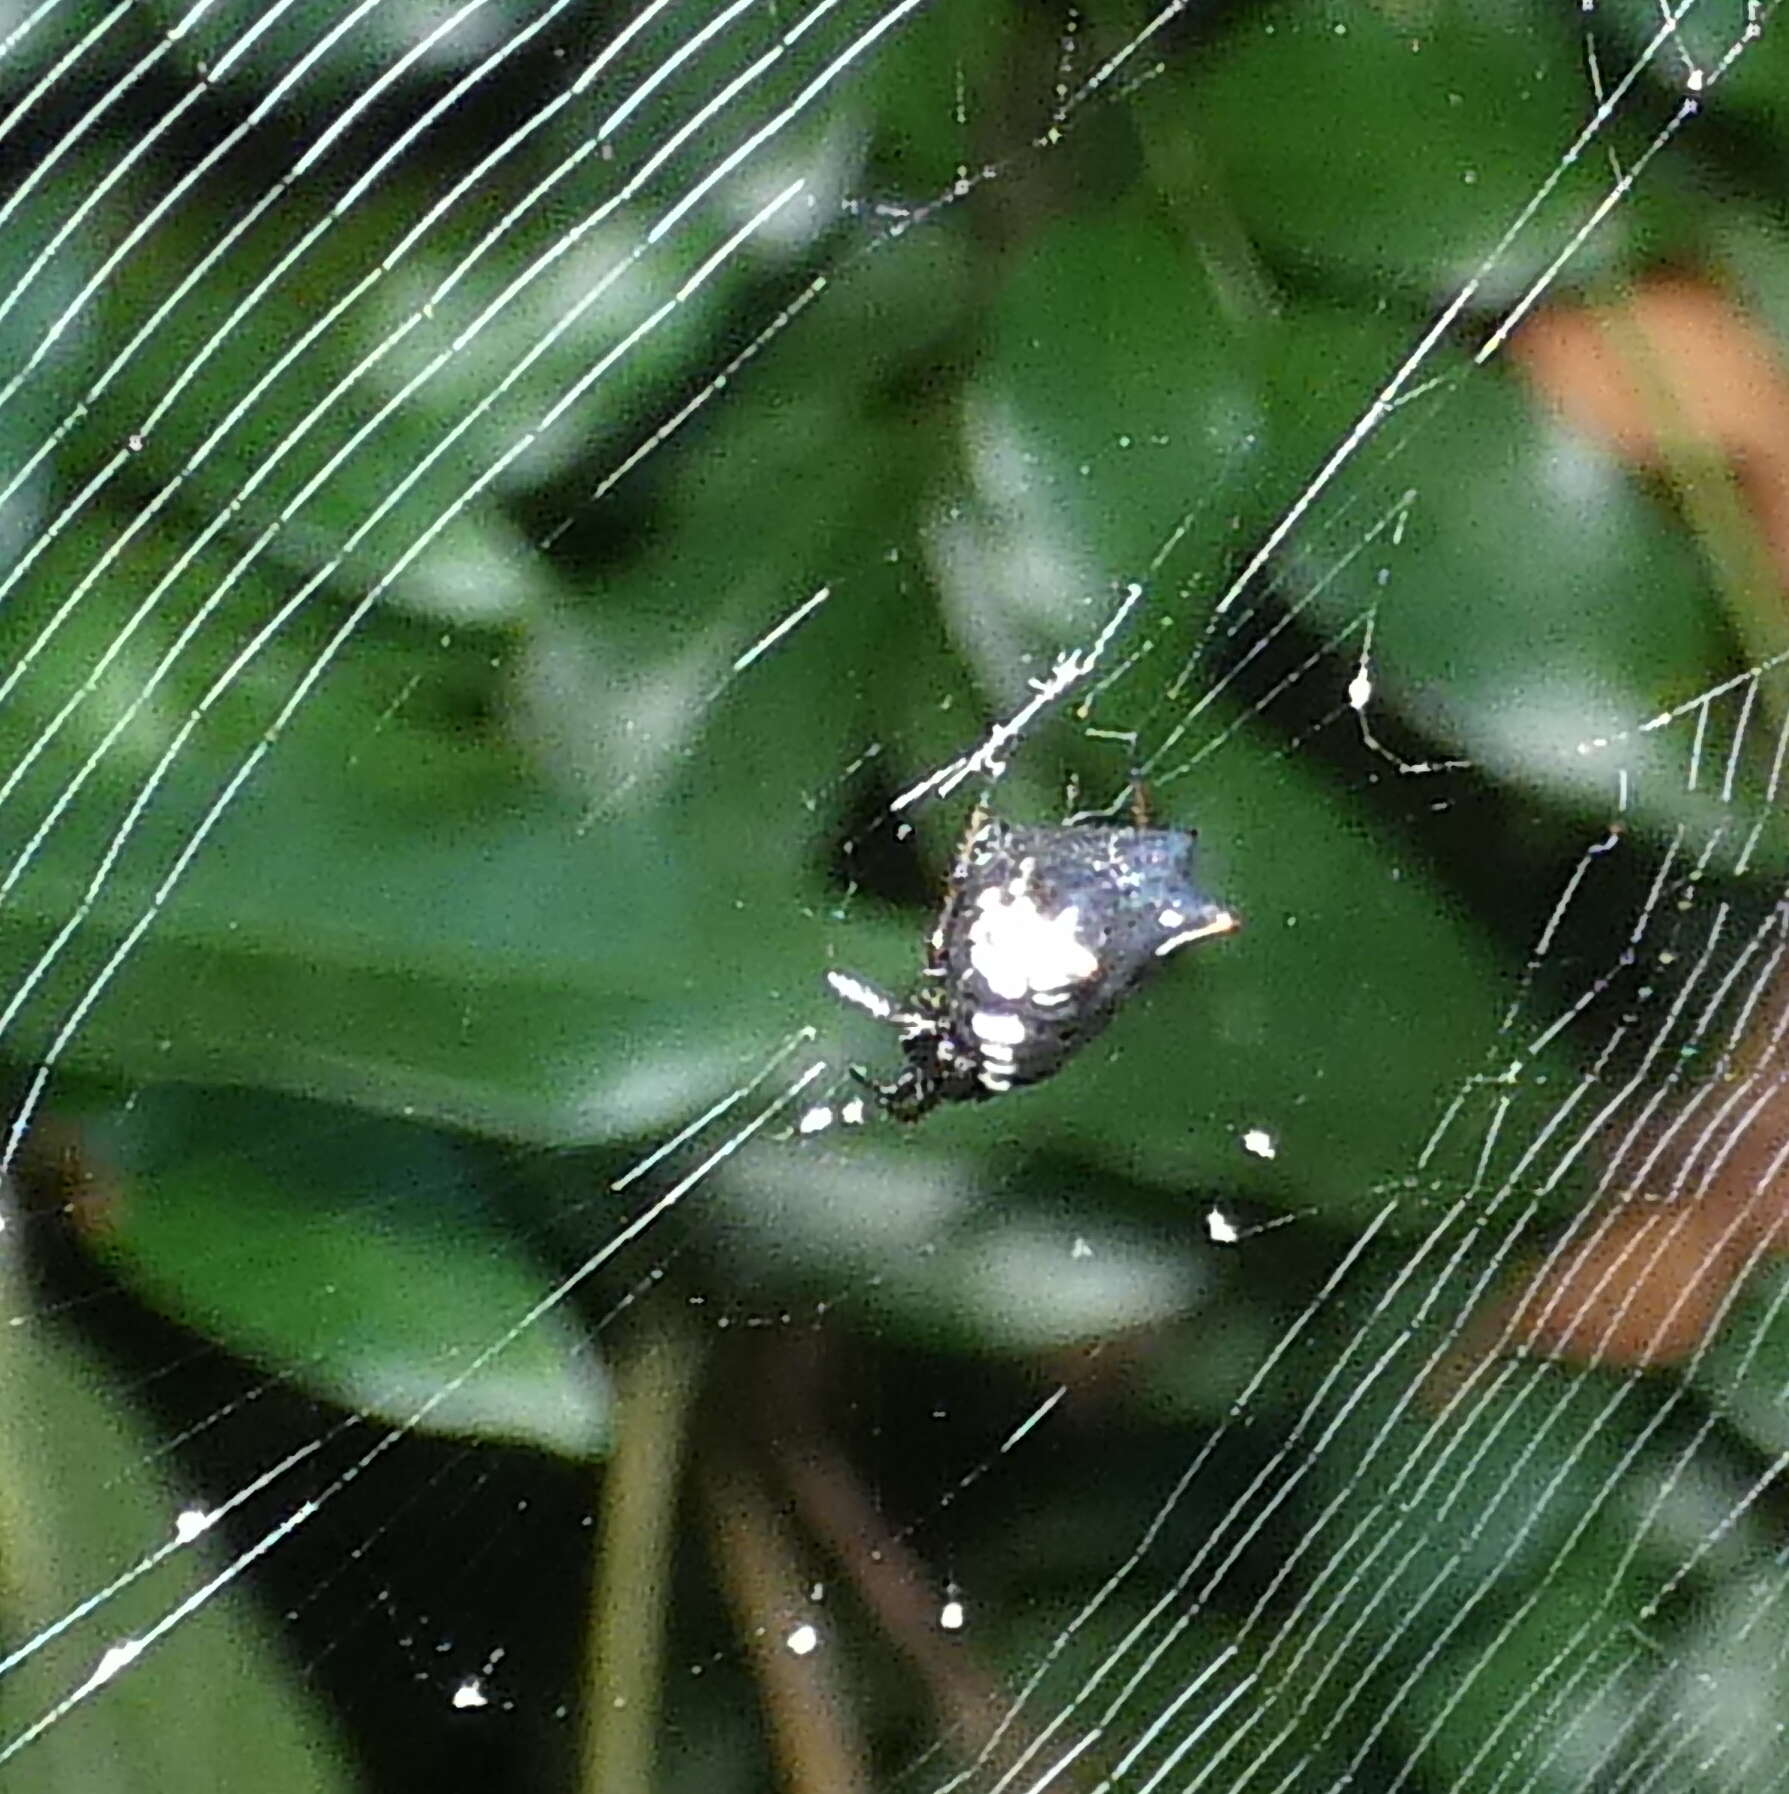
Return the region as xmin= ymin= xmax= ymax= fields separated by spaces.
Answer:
xmin=828 ymin=798 xmax=1239 ymax=1121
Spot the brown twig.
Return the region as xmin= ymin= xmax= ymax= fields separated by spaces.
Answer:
xmin=704 ymin=1443 xmax=871 ymax=1794
xmin=581 ymin=1311 xmax=703 ymax=1794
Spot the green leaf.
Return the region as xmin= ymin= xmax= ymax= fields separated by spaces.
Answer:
xmin=1260 ymin=307 xmax=1784 ymax=854
xmin=712 ymin=1134 xmax=1208 ymax=1352
xmin=1693 ymin=1259 xmax=1789 ymax=1461
xmin=939 ymin=201 xmax=1273 ymax=690
xmin=1190 ymin=0 xmax=1650 ymax=300
xmin=0 ymin=1252 xmax=366 ymax=1790
xmin=0 ymin=505 xmax=836 ymax=1139
xmin=82 ymin=1088 xmax=611 ymax=1454
xmin=84 ymin=111 xmax=849 ymax=628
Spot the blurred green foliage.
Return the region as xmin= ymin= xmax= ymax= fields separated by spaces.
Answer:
xmin=4 ymin=2 xmax=1789 ymax=1791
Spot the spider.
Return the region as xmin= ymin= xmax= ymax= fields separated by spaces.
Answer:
xmin=827 ymin=802 xmax=1239 ymax=1121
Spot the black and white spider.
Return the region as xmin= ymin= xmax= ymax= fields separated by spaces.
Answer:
xmin=828 ymin=808 xmax=1239 ymax=1121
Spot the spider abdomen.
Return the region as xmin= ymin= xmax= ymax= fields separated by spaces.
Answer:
xmin=831 ymin=815 xmax=1238 ymax=1121
xmin=931 ymin=823 xmax=1235 ymax=1099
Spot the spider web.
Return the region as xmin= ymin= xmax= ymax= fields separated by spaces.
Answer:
xmin=1 ymin=2 xmax=1787 ymax=1792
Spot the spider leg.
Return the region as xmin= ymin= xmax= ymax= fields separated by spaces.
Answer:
xmin=845 ymin=1061 xmax=886 ymax=1098
xmin=841 ymin=1058 xmax=932 ymax=1121
xmin=947 ymin=801 xmax=990 ymax=884
xmin=1128 ymin=777 xmax=1153 ymax=829
xmin=826 ymin=968 xmax=900 ymax=1020
xmin=924 ymin=802 xmax=995 ymax=964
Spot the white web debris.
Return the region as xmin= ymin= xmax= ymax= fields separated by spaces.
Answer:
xmin=893 ymin=583 xmax=1143 ymax=810
xmin=172 ymin=1508 xmax=213 ymax=1544
xmin=795 ymin=1085 xmax=868 ymax=1138
xmin=89 ymin=1640 xmax=142 ymax=1687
